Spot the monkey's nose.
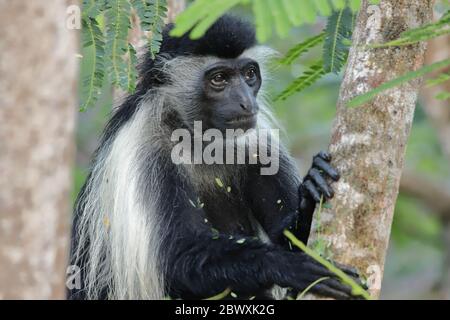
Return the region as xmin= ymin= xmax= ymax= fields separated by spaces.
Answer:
xmin=240 ymin=103 xmax=249 ymax=111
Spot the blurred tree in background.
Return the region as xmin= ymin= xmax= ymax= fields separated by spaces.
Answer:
xmin=0 ymin=0 xmax=78 ymax=299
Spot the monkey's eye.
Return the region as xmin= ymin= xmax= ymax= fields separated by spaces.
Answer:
xmin=244 ymin=67 xmax=257 ymax=82
xmin=210 ymin=73 xmax=228 ymax=87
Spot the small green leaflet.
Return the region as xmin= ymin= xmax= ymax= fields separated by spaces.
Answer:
xmin=275 ymin=61 xmax=326 ymax=101
xmin=426 ymin=72 xmax=450 ymax=87
xmin=323 ymin=8 xmax=354 ymax=74
xmin=279 ymin=33 xmax=325 ymax=66
xmin=170 ymin=0 xmax=380 ymax=42
xmin=80 ymin=17 xmax=105 ymax=111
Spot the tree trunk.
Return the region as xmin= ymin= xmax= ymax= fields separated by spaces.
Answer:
xmin=0 ymin=0 xmax=79 ymax=299
xmin=308 ymin=0 xmax=434 ymax=299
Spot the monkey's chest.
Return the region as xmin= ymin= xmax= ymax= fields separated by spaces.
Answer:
xmin=201 ymin=192 xmax=256 ymax=236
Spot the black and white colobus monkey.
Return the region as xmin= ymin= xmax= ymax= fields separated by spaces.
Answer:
xmin=69 ymin=15 xmax=363 ymax=300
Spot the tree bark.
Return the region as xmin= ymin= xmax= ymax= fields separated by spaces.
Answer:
xmin=0 ymin=0 xmax=79 ymax=299
xmin=308 ymin=0 xmax=434 ymax=299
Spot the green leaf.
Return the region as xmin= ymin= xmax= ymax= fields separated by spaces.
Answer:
xmin=268 ymin=0 xmax=291 ymax=38
xmin=170 ymin=0 xmax=370 ymax=43
xmin=348 ymin=0 xmax=361 ymax=12
xmin=148 ymin=0 xmax=168 ymax=58
xmin=279 ymin=32 xmax=325 ymax=65
xmin=426 ymin=72 xmax=450 ymax=87
xmin=348 ymin=59 xmax=450 ymax=107
xmin=215 ymin=177 xmax=224 ymax=188
xmin=297 ymin=277 xmax=330 ymax=300
xmin=296 ymin=0 xmax=317 ymax=25
xmin=204 ymin=288 xmax=232 ymax=300
xmin=314 ymin=0 xmax=332 ymax=16
xmin=170 ymin=0 xmax=240 ymax=39
xmin=275 ymin=61 xmax=326 ymax=101
xmin=189 ymin=0 xmax=241 ymax=39
xmin=83 ymin=0 xmax=107 ymax=18
xmin=323 ymin=8 xmax=354 ymax=74
xmin=170 ymin=0 xmax=214 ymax=37
xmin=125 ymin=44 xmax=138 ymax=92
xmin=80 ymin=17 xmax=106 ymax=111
xmin=105 ymin=0 xmax=132 ymax=89
xmin=281 ymin=0 xmax=303 ymax=26
xmin=331 ymin=0 xmax=346 ymax=10
xmin=435 ymin=91 xmax=450 ymax=101
xmin=253 ymin=0 xmax=273 ymax=42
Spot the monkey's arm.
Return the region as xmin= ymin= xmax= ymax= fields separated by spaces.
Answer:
xmin=158 ymin=163 xmax=355 ymax=300
xmin=165 ymin=223 xmax=359 ymax=300
xmin=246 ymin=151 xmax=339 ymax=246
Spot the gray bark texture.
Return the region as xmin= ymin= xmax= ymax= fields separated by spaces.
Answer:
xmin=308 ymin=0 xmax=434 ymax=299
xmin=0 ymin=0 xmax=79 ymax=299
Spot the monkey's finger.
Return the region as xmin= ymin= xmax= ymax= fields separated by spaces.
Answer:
xmin=303 ymin=180 xmax=321 ymax=203
xmin=320 ymin=278 xmax=355 ymax=297
xmin=316 ymin=151 xmax=332 ymax=162
xmin=313 ymin=157 xmax=340 ymax=181
xmin=308 ymin=283 xmax=351 ymax=300
xmin=332 ymin=261 xmax=359 ymax=278
xmin=302 ymin=261 xmax=337 ymax=278
xmin=308 ymin=168 xmax=334 ymax=199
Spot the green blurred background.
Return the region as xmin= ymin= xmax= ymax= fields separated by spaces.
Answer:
xmin=74 ymin=6 xmax=450 ymax=299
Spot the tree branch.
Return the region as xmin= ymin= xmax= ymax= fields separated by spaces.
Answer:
xmin=400 ymin=170 xmax=450 ymax=219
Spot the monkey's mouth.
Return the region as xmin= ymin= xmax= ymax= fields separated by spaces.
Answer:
xmin=226 ymin=114 xmax=257 ymax=126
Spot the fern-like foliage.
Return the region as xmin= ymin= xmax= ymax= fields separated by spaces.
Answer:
xmin=80 ymin=4 xmax=106 ymax=111
xmin=133 ymin=0 xmax=168 ymax=58
xmin=147 ymin=0 xmax=168 ymax=58
xmin=276 ymin=6 xmax=354 ymax=101
xmin=83 ymin=0 xmax=107 ymax=18
xmin=323 ymin=8 xmax=354 ymax=74
xmin=348 ymin=59 xmax=450 ymax=107
xmin=105 ymin=0 xmax=134 ymax=89
xmin=426 ymin=72 xmax=450 ymax=87
xmin=80 ymin=0 xmax=168 ymax=110
xmin=435 ymin=91 xmax=450 ymax=101
xmin=275 ymin=61 xmax=326 ymax=101
xmin=279 ymin=33 xmax=325 ymax=66
xmin=170 ymin=0 xmax=380 ymax=42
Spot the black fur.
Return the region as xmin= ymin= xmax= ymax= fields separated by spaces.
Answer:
xmin=141 ymin=14 xmax=256 ymax=81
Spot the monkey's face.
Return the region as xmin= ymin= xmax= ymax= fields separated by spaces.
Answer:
xmin=199 ymin=58 xmax=261 ymax=131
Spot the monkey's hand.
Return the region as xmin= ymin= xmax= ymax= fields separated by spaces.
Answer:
xmin=289 ymin=151 xmax=340 ymax=245
xmin=271 ymin=251 xmax=366 ymax=300
xmin=300 ymin=151 xmax=340 ymax=208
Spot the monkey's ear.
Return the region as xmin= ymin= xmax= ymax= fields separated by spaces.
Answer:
xmin=156 ymin=52 xmax=175 ymax=61
xmin=145 ymin=53 xmax=173 ymax=86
